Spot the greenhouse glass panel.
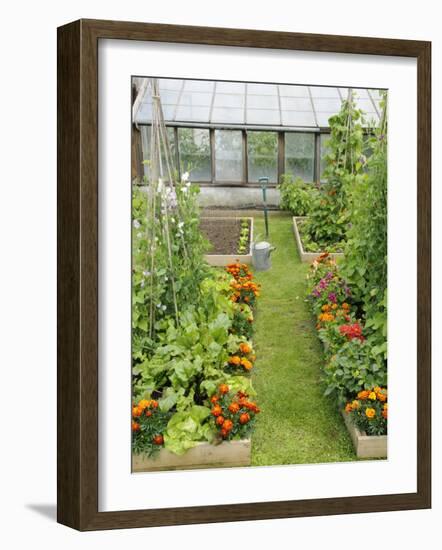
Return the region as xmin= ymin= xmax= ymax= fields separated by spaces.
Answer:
xmin=215 ymin=130 xmax=243 ymax=181
xmin=178 ymin=128 xmax=211 ymax=181
xmin=285 ymin=132 xmax=315 ymax=182
xmin=278 ymin=85 xmax=310 ymax=97
xmin=180 ymin=91 xmax=213 ymax=106
xmin=312 ymin=97 xmax=342 ymax=112
xmin=309 ymin=86 xmax=340 ymax=98
xmin=183 ymin=80 xmax=215 ymax=92
xmin=159 ymin=79 xmax=183 ymax=91
xmin=216 ymin=81 xmax=246 ymax=93
xmin=281 ymin=110 xmax=316 ymax=126
xmin=280 ymin=97 xmax=312 ymax=111
xmin=212 ymin=107 xmax=245 ymax=124
xmin=141 ymin=126 xmax=177 ymax=179
xmin=247 ymin=109 xmax=280 ymax=125
xmin=320 ymin=133 xmax=331 ymax=182
xmin=247 ymin=131 xmax=278 ymax=183
xmin=156 ymin=89 xmax=180 ymax=105
xmin=175 ymin=105 xmax=211 ymax=122
xmin=247 ymin=94 xmax=279 ymax=109
xmin=213 ymin=94 xmax=245 ymax=109
xmin=316 ymin=112 xmax=335 ymax=127
xmin=247 ymin=83 xmax=277 ymax=95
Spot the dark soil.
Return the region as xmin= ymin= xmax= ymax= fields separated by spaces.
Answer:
xmin=200 ymin=218 xmax=250 ymax=255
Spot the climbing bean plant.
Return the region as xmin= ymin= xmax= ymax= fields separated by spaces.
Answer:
xmin=342 ymin=92 xmax=388 ymax=361
xmin=301 ymin=92 xmax=367 ymax=251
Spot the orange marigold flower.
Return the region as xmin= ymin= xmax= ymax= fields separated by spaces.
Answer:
xmin=331 ymin=304 xmax=338 ymax=310
xmin=357 ymin=390 xmax=370 ymax=400
xmin=132 ymin=406 xmax=142 ymax=417
xmin=218 ymin=384 xmax=229 ymax=395
xmin=321 ymin=304 xmax=331 ymax=312
xmin=210 ymin=395 xmax=219 ymax=404
xmin=131 ymin=421 xmax=140 ymax=432
xmin=351 ymin=400 xmax=360 ymax=410
xmin=222 ymin=419 xmax=233 ymax=431
xmin=228 ymin=402 xmax=240 ymax=414
xmin=229 ymin=355 xmax=241 ymax=366
xmin=152 ymin=434 xmax=164 ymax=445
xmin=239 ymin=342 xmax=252 ymax=354
xmin=151 ymin=400 xmax=159 ymax=409
xmin=376 ymin=389 xmax=387 ymax=402
xmin=211 ymin=405 xmax=223 ymax=417
xmin=239 ymin=413 xmax=250 ymax=424
xmin=216 ymin=415 xmax=225 ymax=426
xmin=344 ymin=403 xmax=352 ymax=413
xmin=241 ymin=358 xmax=253 ymax=371
xmin=342 ymin=302 xmax=350 ymax=310
xmin=138 ymin=399 xmax=150 ymax=410
xmin=365 ymin=407 xmax=376 ymax=419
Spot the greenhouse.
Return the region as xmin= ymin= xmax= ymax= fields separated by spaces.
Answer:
xmin=130 ymin=76 xmax=388 ymax=471
xmin=132 ymin=78 xmax=383 ymax=207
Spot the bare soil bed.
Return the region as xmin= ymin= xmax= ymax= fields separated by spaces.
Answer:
xmin=201 ymin=218 xmax=250 ymax=255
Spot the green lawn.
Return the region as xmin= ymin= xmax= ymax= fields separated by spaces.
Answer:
xmin=250 ymin=212 xmax=356 ymax=465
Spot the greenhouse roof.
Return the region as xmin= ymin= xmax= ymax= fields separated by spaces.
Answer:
xmin=133 ymin=77 xmax=384 ymax=130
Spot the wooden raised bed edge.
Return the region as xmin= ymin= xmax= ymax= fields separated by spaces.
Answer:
xmin=203 ymin=217 xmax=254 ymax=266
xmin=341 ymin=411 xmax=387 ymax=459
xmin=317 ymin=336 xmax=387 ymax=459
xmin=292 ymin=216 xmax=344 ymax=263
xmin=132 ymin=438 xmax=251 ymax=472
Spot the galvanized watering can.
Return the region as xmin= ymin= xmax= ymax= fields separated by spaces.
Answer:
xmin=252 ymin=241 xmax=276 ymax=271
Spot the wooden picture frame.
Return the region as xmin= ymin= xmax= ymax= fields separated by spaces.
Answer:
xmin=57 ymin=18 xmax=431 ymax=531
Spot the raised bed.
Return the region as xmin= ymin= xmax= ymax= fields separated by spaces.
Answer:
xmin=201 ymin=217 xmax=254 ymax=266
xmin=132 ymin=439 xmax=251 ymax=472
xmin=341 ymin=411 xmax=387 ymax=459
xmin=292 ymin=217 xmax=344 ymax=263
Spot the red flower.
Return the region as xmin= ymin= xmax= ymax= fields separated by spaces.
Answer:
xmin=339 ymin=323 xmax=365 ymax=342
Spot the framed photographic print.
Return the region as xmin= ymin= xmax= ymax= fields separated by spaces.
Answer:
xmin=57 ymin=19 xmax=431 ymax=530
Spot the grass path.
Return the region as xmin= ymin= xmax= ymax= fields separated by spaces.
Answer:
xmin=251 ymin=213 xmax=356 ymax=465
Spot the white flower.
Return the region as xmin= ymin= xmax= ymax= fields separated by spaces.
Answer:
xmin=133 ymin=219 xmax=141 ymax=229
xmin=156 ymin=303 xmax=162 ymax=309
xmin=161 ymin=305 xmax=167 ymax=311
xmin=142 ymin=270 xmax=150 ymax=277
xmin=178 ymin=221 xmax=184 ymax=229
xmin=140 ymin=280 xmax=145 ymax=288
xmin=181 ymin=171 xmax=189 ymax=182
xmin=186 ymin=181 xmax=191 ymax=188
xmin=181 ymin=186 xmax=188 ymax=193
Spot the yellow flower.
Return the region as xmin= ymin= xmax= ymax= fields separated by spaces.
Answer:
xmin=368 ymin=391 xmax=377 ymax=400
xmin=365 ymin=407 xmax=376 ymax=419
xmin=138 ymin=399 xmax=150 ymax=410
xmin=351 ymin=400 xmax=360 ymax=410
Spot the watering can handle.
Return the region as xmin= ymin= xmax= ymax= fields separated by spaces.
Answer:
xmin=269 ymin=246 xmax=277 ymax=253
